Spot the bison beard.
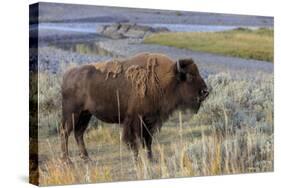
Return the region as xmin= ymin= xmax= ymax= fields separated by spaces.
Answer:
xmin=60 ymin=53 xmax=208 ymax=163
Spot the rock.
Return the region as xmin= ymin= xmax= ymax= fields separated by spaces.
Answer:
xmin=97 ymin=23 xmax=169 ymax=39
xmin=103 ymin=24 xmax=126 ymax=39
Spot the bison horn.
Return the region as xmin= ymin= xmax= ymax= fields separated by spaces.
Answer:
xmin=176 ymin=60 xmax=181 ymax=73
xmin=176 ymin=60 xmax=185 ymax=74
xmin=176 ymin=59 xmax=193 ymax=82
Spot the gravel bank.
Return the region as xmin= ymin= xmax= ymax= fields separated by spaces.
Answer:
xmin=37 ymin=47 xmax=111 ymax=73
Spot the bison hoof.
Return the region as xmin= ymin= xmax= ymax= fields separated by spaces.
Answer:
xmin=61 ymin=156 xmax=73 ymax=166
xmin=149 ymin=157 xmax=158 ymax=163
xmin=80 ymin=154 xmax=93 ymax=164
xmin=147 ymin=155 xmax=157 ymax=163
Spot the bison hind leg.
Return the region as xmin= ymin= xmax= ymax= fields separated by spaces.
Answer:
xmin=74 ymin=110 xmax=92 ymax=162
xmin=60 ymin=112 xmax=77 ymax=164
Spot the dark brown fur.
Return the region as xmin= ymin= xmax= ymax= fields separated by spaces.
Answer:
xmin=60 ymin=53 xmax=209 ymax=162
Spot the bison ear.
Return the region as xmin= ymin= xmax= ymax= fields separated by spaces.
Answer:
xmin=175 ymin=59 xmax=194 ymax=82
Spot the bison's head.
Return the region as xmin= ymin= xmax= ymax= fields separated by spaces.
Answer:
xmin=175 ymin=58 xmax=209 ymax=113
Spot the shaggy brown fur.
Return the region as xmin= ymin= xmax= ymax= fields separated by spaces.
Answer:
xmin=125 ymin=56 xmax=161 ymax=98
xmin=60 ymin=52 xmax=209 ymax=162
xmin=93 ymin=59 xmax=123 ymax=80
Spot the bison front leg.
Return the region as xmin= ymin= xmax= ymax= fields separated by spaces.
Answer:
xmin=74 ymin=111 xmax=92 ymax=162
xmin=122 ymin=116 xmax=141 ymax=160
xmin=143 ymin=131 xmax=153 ymax=160
xmin=142 ymin=118 xmax=162 ymax=162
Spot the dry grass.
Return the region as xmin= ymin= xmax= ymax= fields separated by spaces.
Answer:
xmin=34 ymin=62 xmax=273 ymax=185
xmin=144 ymin=28 xmax=274 ymax=62
xmin=39 ymin=159 xmax=112 ymax=185
xmin=37 ymin=124 xmax=273 ymax=185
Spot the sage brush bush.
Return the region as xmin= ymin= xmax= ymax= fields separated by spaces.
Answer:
xmin=191 ymin=72 xmax=273 ymax=132
xmin=38 ymin=72 xmax=62 ymax=137
xmin=185 ymin=72 xmax=273 ymax=174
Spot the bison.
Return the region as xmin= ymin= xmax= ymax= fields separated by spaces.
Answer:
xmin=60 ymin=53 xmax=209 ymax=163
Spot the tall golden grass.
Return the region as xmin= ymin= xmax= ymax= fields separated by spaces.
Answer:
xmin=37 ymin=123 xmax=273 ymax=185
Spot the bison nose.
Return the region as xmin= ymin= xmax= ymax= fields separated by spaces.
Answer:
xmin=200 ymin=89 xmax=209 ymax=99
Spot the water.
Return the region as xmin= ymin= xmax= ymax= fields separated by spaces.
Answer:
xmin=36 ymin=22 xmax=107 ymax=33
xmin=34 ymin=22 xmax=257 ymax=33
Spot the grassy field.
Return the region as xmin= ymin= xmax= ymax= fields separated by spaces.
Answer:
xmin=31 ymin=61 xmax=273 ymax=185
xmin=144 ymin=28 xmax=274 ymax=62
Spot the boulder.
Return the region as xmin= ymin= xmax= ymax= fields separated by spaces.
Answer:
xmin=97 ymin=23 xmax=169 ymax=39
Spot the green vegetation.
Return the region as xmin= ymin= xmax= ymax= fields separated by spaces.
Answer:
xmin=144 ymin=28 xmax=274 ymax=62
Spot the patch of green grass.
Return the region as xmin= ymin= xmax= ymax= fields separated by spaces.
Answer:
xmin=144 ymin=28 xmax=274 ymax=62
